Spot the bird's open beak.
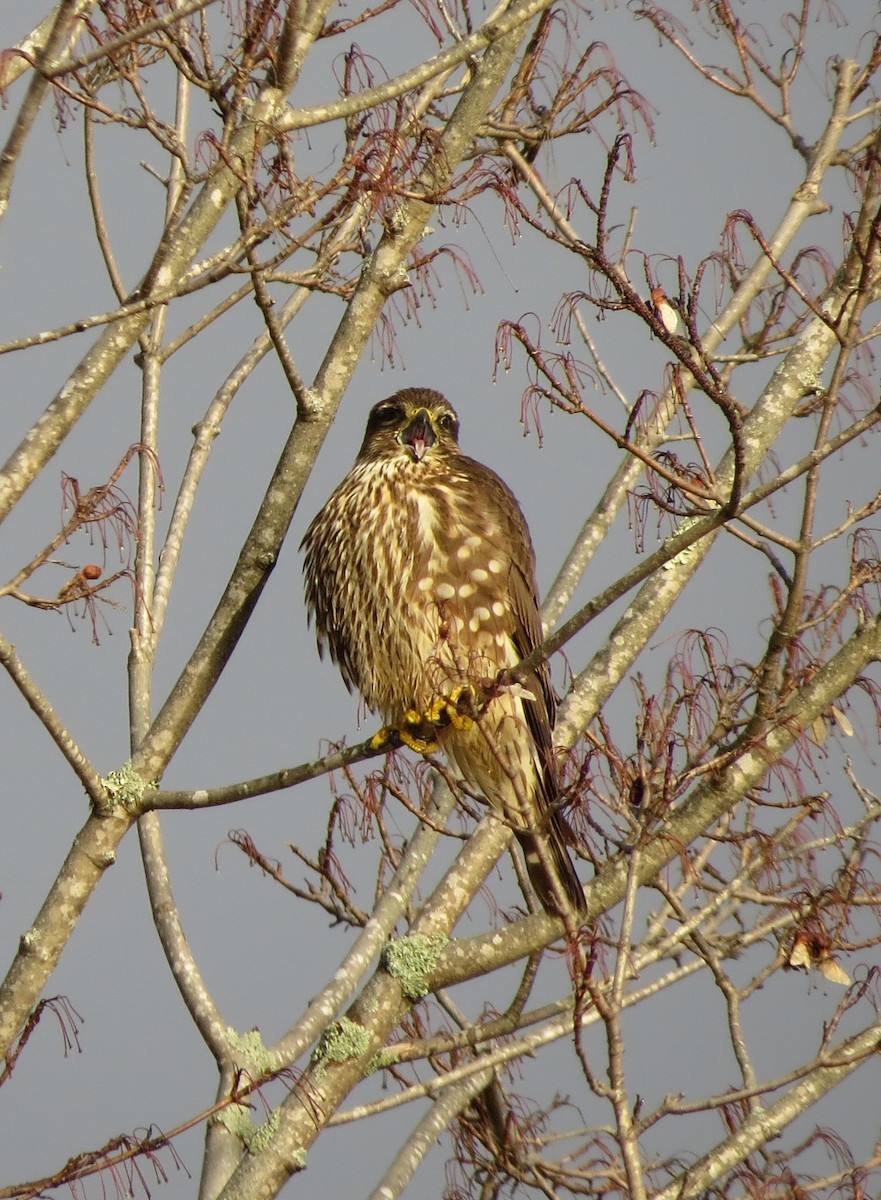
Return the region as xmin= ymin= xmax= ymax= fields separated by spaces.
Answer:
xmin=398 ymin=409 xmax=437 ymax=461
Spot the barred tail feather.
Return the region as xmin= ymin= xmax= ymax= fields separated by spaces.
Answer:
xmin=517 ymin=817 xmax=586 ymax=918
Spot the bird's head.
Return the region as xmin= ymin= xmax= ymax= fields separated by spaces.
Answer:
xmin=357 ymin=388 xmax=461 ymax=464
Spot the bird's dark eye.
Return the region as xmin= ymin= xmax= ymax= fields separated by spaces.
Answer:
xmin=438 ymin=412 xmax=459 ymax=436
xmin=368 ymin=401 xmax=403 ymax=431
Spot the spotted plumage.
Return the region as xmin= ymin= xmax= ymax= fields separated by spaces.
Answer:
xmin=302 ymin=388 xmax=585 ymax=916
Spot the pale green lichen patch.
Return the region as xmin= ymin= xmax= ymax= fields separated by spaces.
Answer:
xmin=101 ymin=761 xmax=155 ymax=809
xmin=217 ymin=1106 xmax=289 ymax=1158
xmin=248 ymin=1109 xmax=281 ymax=1155
xmin=367 ymin=1047 xmax=396 ymax=1074
xmin=216 ymin=1103 xmax=255 ymax=1142
xmin=663 ymin=516 xmax=705 ymax=570
xmin=226 ymin=1028 xmax=278 ymax=1075
xmin=311 ymin=1017 xmax=371 ymax=1071
xmin=382 ymin=932 xmax=448 ymax=1000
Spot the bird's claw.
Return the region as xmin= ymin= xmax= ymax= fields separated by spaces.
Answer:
xmin=372 ymin=688 xmax=477 ymax=755
xmin=427 ymin=685 xmax=477 ymax=731
xmin=370 ymin=725 xmax=400 ymax=751
xmin=372 ymin=711 xmax=440 ymax=754
xmin=399 ymin=708 xmax=442 ymax=753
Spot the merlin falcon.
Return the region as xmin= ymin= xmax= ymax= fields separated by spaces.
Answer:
xmin=301 ymin=388 xmax=585 ymax=917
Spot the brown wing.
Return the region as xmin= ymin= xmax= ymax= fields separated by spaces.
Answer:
xmin=443 ymin=456 xmax=585 ymax=916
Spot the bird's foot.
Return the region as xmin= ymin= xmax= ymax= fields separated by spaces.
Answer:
xmin=370 ymin=725 xmax=398 ymax=751
xmin=371 ymin=710 xmax=440 ymax=754
xmin=371 ymin=688 xmax=477 ymax=755
xmin=427 ymin=685 xmax=477 ymax=732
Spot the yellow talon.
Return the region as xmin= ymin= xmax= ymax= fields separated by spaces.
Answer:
xmin=450 ymin=685 xmax=477 ymax=729
xmin=399 ymin=709 xmax=440 ymax=753
xmin=374 ymin=689 xmax=478 ymax=755
xmin=370 ymin=725 xmax=399 ymax=750
xmin=372 ymin=719 xmax=438 ymax=754
xmin=398 ymin=729 xmax=440 ymax=753
xmin=427 ymin=686 xmax=476 ymax=731
xmin=425 ymin=696 xmax=449 ymax=725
